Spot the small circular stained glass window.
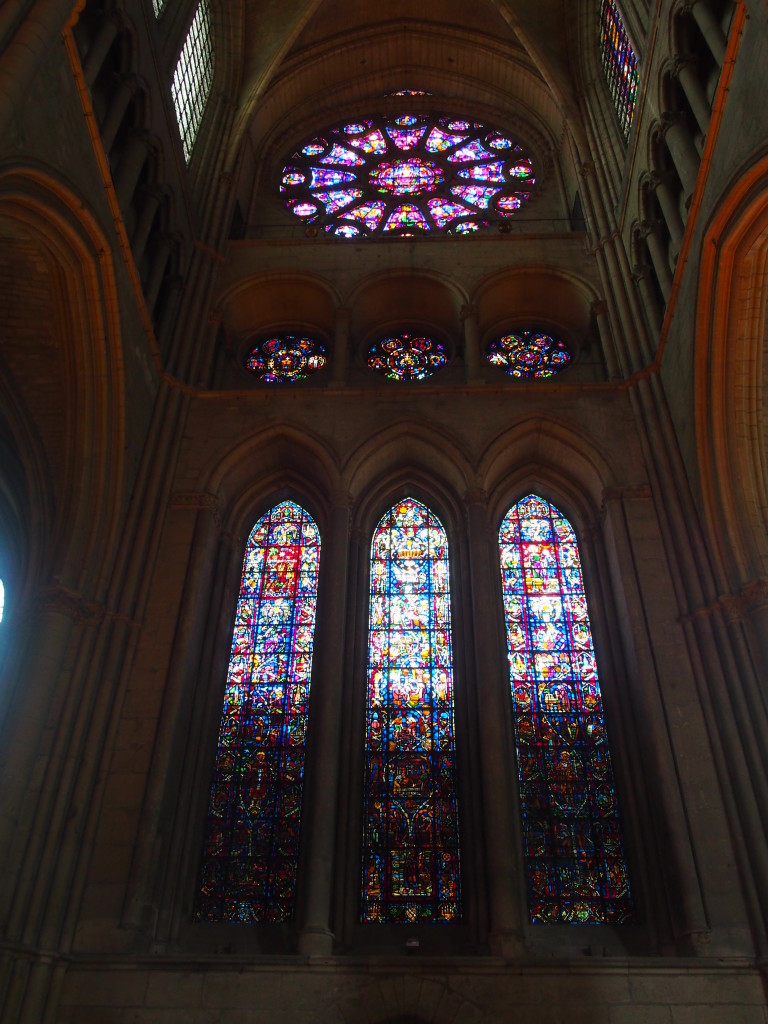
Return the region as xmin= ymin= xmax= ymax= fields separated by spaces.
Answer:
xmin=367 ymin=333 xmax=448 ymax=381
xmin=246 ymin=335 xmax=327 ymax=384
xmin=487 ymin=330 xmax=572 ymax=378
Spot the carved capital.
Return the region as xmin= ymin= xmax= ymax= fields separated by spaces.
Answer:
xmin=32 ymin=585 xmax=104 ymax=626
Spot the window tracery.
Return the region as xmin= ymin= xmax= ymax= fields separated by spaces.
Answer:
xmin=172 ymin=0 xmax=214 ymax=162
xmin=362 ymin=498 xmax=462 ymax=923
xmin=195 ymin=501 xmax=320 ymax=922
xmin=499 ymin=495 xmax=633 ymax=923
xmin=280 ymin=115 xmax=536 ymax=237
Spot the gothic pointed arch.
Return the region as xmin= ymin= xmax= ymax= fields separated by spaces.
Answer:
xmin=498 ymin=493 xmax=632 ymax=923
xmin=195 ymin=499 xmax=321 ymax=921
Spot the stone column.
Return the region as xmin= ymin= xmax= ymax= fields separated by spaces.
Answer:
xmin=144 ymin=234 xmax=173 ymax=313
xmin=650 ymin=172 xmax=685 ymax=251
xmin=660 ymin=112 xmax=701 ymax=199
xmin=83 ymin=15 xmax=120 ymax=87
xmin=642 ymin=221 xmax=673 ymax=301
xmin=686 ymin=0 xmax=727 ymax=65
xmin=632 ymin=262 xmax=664 ymax=335
xmin=99 ymin=74 xmax=137 ymax=154
xmin=464 ymin=489 xmax=524 ymax=956
xmin=674 ymin=58 xmax=712 ymax=137
xmin=460 ymin=303 xmax=483 ymax=383
xmin=297 ymin=496 xmax=352 ymax=955
xmin=591 ymin=298 xmax=620 ymax=380
xmin=131 ymin=186 xmax=164 ymax=265
xmin=330 ymin=306 xmax=351 ymax=385
xmin=113 ymin=130 xmax=149 ymax=209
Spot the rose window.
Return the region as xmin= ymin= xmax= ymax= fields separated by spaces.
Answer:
xmin=280 ymin=114 xmax=536 ymax=237
xmin=486 ymin=331 xmax=572 ymax=378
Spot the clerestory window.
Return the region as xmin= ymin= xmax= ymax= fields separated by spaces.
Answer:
xmin=171 ymin=0 xmax=214 ymax=162
xmin=599 ymin=0 xmax=640 ymax=140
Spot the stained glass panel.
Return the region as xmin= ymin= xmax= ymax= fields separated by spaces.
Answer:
xmin=196 ymin=501 xmax=321 ymax=922
xmin=367 ymin=333 xmax=447 ymax=381
xmin=600 ymin=0 xmax=639 ymax=139
xmin=487 ymin=331 xmax=572 ymax=378
xmin=499 ymin=496 xmax=633 ymax=924
xmin=362 ymin=498 xmax=461 ymax=923
xmin=281 ymin=114 xmax=536 ymax=236
xmin=246 ymin=335 xmax=327 ymax=384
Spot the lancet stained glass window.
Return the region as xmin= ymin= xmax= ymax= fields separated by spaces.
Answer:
xmin=172 ymin=0 xmax=214 ymax=162
xmin=499 ymin=496 xmax=632 ymax=924
xmin=281 ymin=114 xmax=535 ymax=237
xmin=600 ymin=0 xmax=639 ymax=139
xmin=195 ymin=501 xmax=320 ymax=922
xmin=362 ymin=499 xmax=461 ymax=923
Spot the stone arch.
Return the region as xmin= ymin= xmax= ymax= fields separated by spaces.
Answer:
xmin=478 ymin=415 xmax=620 ymax=533
xmin=694 ymin=154 xmax=768 ymax=590
xmin=344 ymin=420 xmax=474 ymax=513
xmin=0 ymin=166 xmax=125 ymax=599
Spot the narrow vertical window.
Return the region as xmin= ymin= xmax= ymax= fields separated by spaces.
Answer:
xmin=362 ymin=498 xmax=461 ymax=924
xmin=195 ymin=501 xmax=320 ymax=922
xmin=152 ymin=0 xmax=167 ymax=18
xmin=171 ymin=0 xmax=214 ymax=162
xmin=600 ymin=0 xmax=639 ymax=139
xmin=499 ymin=495 xmax=632 ymax=924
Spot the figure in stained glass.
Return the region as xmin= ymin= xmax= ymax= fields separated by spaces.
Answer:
xmin=195 ymin=501 xmax=321 ymax=922
xmin=362 ymin=499 xmax=461 ymax=923
xmin=499 ymin=496 xmax=633 ymax=924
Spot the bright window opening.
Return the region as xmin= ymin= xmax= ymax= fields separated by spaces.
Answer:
xmin=171 ymin=0 xmax=214 ymax=162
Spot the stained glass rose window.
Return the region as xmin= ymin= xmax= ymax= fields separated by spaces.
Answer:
xmin=280 ymin=114 xmax=536 ymax=237
xmin=487 ymin=331 xmax=572 ymax=378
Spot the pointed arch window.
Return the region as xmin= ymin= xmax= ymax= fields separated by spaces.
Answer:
xmin=362 ymin=498 xmax=461 ymax=923
xmin=600 ymin=0 xmax=639 ymax=139
xmin=195 ymin=501 xmax=320 ymax=922
xmin=499 ymin=495 xmax=632 ymax=924
xmin=171 ymin=0 xmax=214 ymax=162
